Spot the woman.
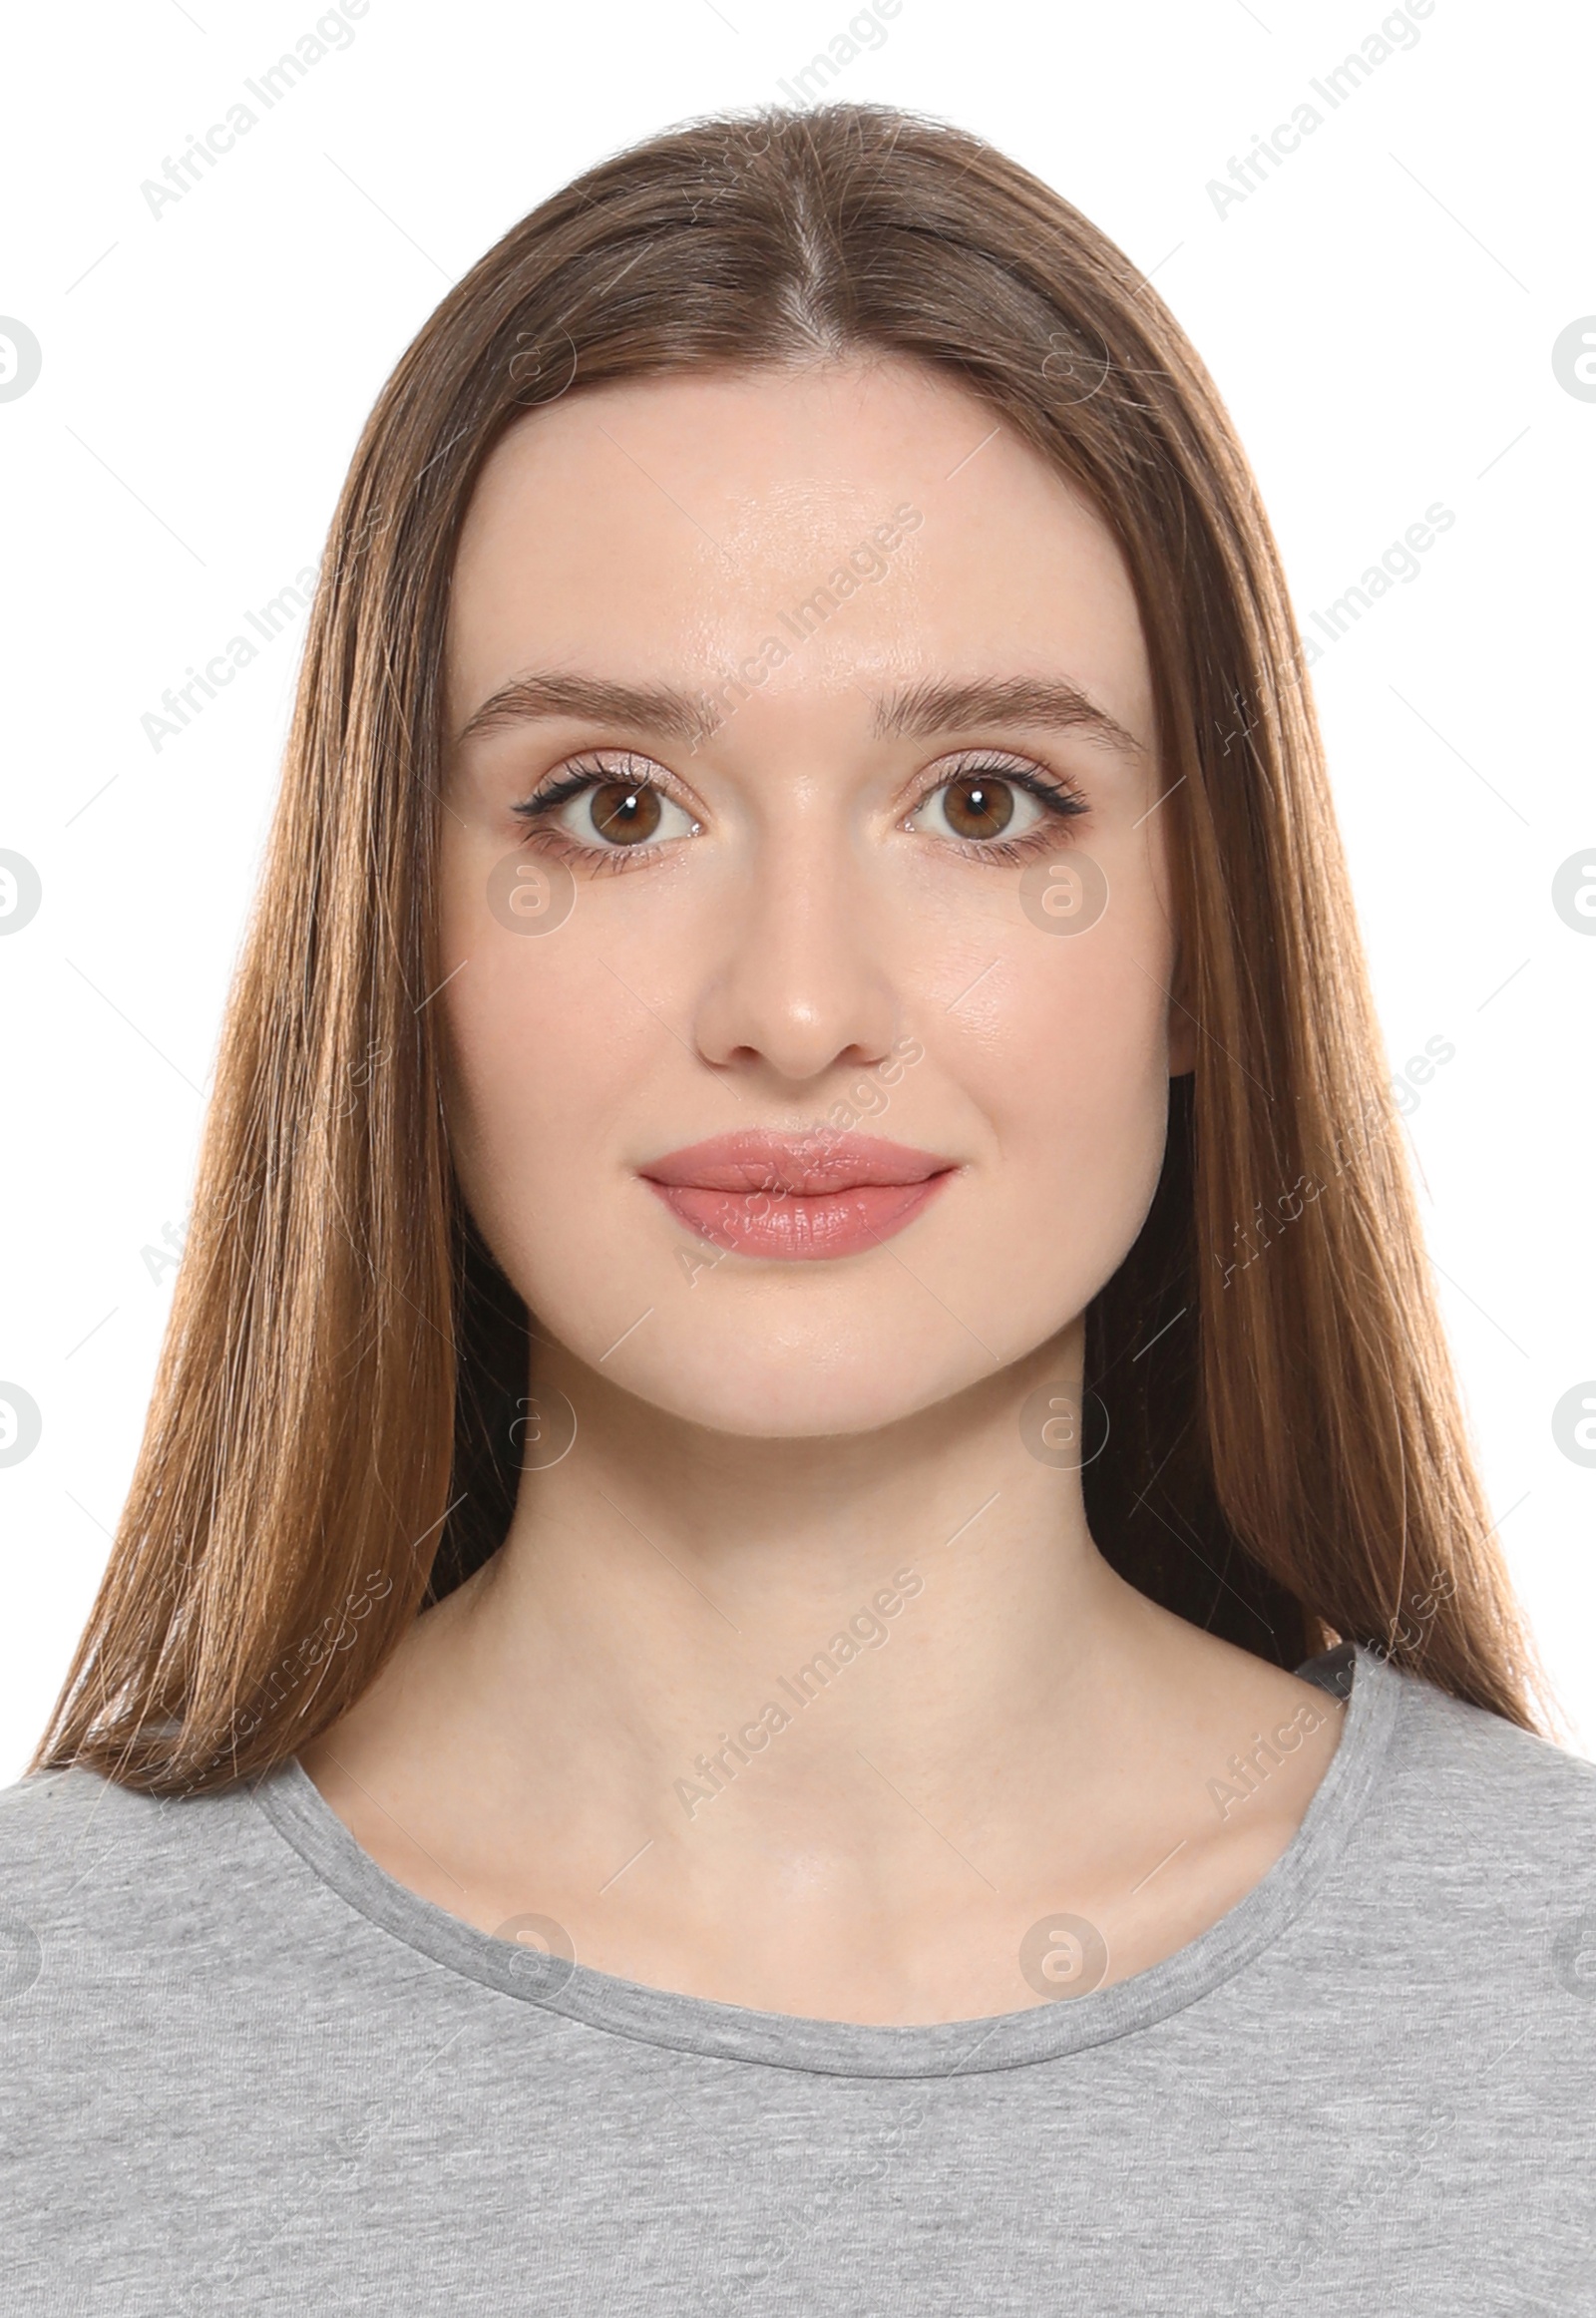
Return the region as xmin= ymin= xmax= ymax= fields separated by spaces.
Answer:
xmin=5 ymin=102 xmax=1592 ymax=2312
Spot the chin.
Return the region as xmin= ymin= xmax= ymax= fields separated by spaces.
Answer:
xmin=587 ymin=1322 xmax=996 ymax=1441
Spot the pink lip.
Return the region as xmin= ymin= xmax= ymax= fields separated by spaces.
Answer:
xmin=637 ymin=1130 xmax=958 ymax=1261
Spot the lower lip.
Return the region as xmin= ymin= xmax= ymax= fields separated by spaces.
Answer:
xmin=643 ymin=1175 xmax=952 ymax=1261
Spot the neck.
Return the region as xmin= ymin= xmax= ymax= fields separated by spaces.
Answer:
xmin=442 ymin=1316 xmax=1121 ymax=1804
xmin=302 ymin=1318 xmax=1340 ymax=2020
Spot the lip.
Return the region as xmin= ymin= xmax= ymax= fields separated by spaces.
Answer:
xmin=637 ymin=1130 xmax=959 ymax=1261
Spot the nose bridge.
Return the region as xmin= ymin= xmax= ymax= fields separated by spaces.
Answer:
xmin=693 ymin=797 xmax=898 ymax=1081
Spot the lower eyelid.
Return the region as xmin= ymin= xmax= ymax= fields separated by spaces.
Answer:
xmin=520 ymin=770 xmax=1083 ymax=856
xmin=911 ymin=778 xmax=1085 ymax=837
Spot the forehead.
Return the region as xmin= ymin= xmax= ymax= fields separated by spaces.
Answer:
xmin=446 ymin=357 xmax=1151 ymax=722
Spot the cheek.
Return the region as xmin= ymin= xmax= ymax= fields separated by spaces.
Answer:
xmin=437 ymin=879 xmax=650 ymax=1202
xmin=955 ymin=911 xmax=1173 ymax=1265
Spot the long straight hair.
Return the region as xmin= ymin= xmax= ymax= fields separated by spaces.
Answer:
xmin=33 ymin=102 xmax=1556 ymax=1793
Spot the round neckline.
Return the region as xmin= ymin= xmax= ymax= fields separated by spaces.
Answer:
xmin=248 ymin=1642 xmax=1402 ymax=2079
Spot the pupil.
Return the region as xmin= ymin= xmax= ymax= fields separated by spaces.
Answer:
xmin=947 ymin=777 xmax=1013 ymax=839
xmin=593 ymin=781 xmax=662 ymax=845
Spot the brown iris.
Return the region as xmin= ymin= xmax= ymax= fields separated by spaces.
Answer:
xmin=941 ymin=775 xmax=1015 ymax=840
xmin=592 ymin=781 xmax=663 ymax=845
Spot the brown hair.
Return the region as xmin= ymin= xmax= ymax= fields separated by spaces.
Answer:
xmin=32 ymin=101 xmax=1557 ymax=1794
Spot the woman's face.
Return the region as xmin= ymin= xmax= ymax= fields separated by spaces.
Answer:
xmin=439 ymin=357 xmax=1189 ymax=1436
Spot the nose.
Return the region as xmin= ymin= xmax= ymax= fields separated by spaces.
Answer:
xmin=690 ymin=809 xmax=900 ymax=1087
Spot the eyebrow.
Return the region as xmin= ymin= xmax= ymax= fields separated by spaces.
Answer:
xmin=456 ymin=671 xmax=722 ymax=749
xmin=871 ymin=675 xmax=1145 ymax=756
xmin=455 ymin=668 xmax=1145 ymax=756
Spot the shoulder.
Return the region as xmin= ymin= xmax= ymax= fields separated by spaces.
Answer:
xmin=0 ymin=1760 xmax=272 ymax=1966
xmin=1382 ymin=1655 xmax=1596 ymax=1831
xmin=1362 ymin=1655 xmax=1596 ymax=1974
xmin=0 ymin=1759 xmax=201 ymax=1867
xmin=0 ymin=1761 xmax=157 ymax=1874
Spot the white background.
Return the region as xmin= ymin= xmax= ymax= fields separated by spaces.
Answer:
xmin=2 ymin=0 xmax=1592 ymax=1780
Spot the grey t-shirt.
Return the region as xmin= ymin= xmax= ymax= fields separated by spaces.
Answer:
xmin=2 ymin=1642 xmax=1594 ymax=2314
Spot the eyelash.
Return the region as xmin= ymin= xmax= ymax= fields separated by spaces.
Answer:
xmin=914 ymin=755 xmax=1090 ymax=863
xmin=509 ymin=748 xmax=1089 ymax=872
xmin=509 ymin=752 xmax=681 ymax=878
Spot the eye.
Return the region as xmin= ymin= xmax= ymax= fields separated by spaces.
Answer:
xmin=555 ymin=777 xmax=696 ymax=849
xmin=513 ymin=754 xmax=699 ymax=857
xmin=907 ymin=759 xmax=1085 ymax=851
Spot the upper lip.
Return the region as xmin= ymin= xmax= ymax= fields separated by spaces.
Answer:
xmin=638 ymin=1130 xmax=957 ymax=1196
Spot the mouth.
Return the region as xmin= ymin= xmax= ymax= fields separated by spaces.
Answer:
xmin=636 ymin=1130 xmax=959 ymax=1262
